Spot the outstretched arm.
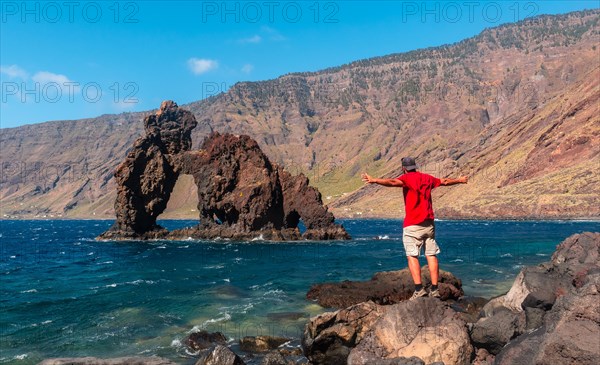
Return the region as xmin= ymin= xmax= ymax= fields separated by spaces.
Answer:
xmin=440 ymin=176 xmax=469 ymax=186
xmin=361 ymin=173 xmax=404 ymax=187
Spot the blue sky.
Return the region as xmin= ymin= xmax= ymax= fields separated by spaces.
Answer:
xmin=1 ymin=0 xmax=597 ymax=128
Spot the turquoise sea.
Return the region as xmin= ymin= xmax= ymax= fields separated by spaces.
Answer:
xmin=1 ymin=219 xmax=599 ymax=364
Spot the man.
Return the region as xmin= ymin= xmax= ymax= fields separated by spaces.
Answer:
xmin=361 ymin=157 xmax=468 ymax=299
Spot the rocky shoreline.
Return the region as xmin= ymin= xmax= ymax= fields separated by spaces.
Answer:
xmin=39 ymin=232 xmax=599 ymax=364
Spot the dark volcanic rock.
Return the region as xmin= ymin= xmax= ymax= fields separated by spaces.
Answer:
xmin=449 ymin=296 xmax=489 ymax=324
xmin=181 ymin=134 xmax=285 ymax=233
xmin=306 ymin=267 xmax=463 ymax=308
xmin=278 ymin=168 xmax=350 ymax=240
xmin=239 ymin=335 xmax=290 ymax=353
xmin=185 ymin=330 xmax=228 ymax=352
xmin=488 ymin=232 xmax=600 ymax=313
xmin=302 ymin=301 xmax=384 ymax=365
xmin=195 ymin=345 xmax=245 ymax=365
xmin=478 ymin=232 xmax=600 ymax=364
xmin=171 ymin=133 xmax=349 ymax=240
xmin=99 ymin=101 xmax=197 ymax=239
xmin=495 ymin=273 xmax=600 ymax=365
xmin=260 ymin=351 xmax=294 ymax=365
xmin=168 ymin=133 xmax=350 ymax=241
xmin=98 ymin=102 xmax=348 ymax=241
xmin=470 ymin=308 xmax=525 ymax=354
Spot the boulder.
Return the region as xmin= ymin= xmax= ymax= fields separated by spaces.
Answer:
xmin=306 ymin=267 xmax=463 ymax=308
xmin=492 ymin=232 xmax=600 ymax=312
xmin=469 ymin=308 xmax=525 ymax=354
xmin=185 ymin=330 xmax=228 ymax=352
xmin=486 ymin=232 xmax=600 ymax=364
xmin=346 ymin=353 xmax=426 ymax=365
xmin=471 ymin=348 xmax=495 ymax=365
xmin=495 ymin=273 xmax=600 ymax=365
xmin=260 ymin=351 xmax=294 ymax=365
xmin=239 ymin=335 xmax=290 ymax=352
xmin=448 ymin=296 xmax=489 ymax=324
xmin=348 ymin=298 xmax=472 ymax=365
xmin=195 ymin=345 xmax=245 ymax=365
xmin=303 ymin=299 xmax=472 ymax=365
xmin=302 ymin=301 xmax=385 ymax=365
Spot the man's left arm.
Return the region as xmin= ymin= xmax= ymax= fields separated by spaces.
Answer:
xmin=439 ymin=176 xmax=469 ymax=186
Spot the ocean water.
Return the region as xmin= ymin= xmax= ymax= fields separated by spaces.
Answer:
xmin=0 ymin=219 xmax=598 ymax=364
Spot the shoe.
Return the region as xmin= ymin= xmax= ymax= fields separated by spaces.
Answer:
xmin=429 ymin=288 xmax=440 ymax=298
xmin=410 ymin=288 xmax=428 ymax=300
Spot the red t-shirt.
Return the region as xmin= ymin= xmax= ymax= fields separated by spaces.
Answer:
xmin=397 ymin=172 xmax=441 ymax=227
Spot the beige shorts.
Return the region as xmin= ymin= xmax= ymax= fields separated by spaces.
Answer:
xmin=403 ymin=220 xmax=440 ymax=257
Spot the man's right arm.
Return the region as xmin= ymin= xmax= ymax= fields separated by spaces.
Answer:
xmin=361 ymin=173 xmax=404 ymax=187
xmin=440 ymin=176 xmax=469 ymax=186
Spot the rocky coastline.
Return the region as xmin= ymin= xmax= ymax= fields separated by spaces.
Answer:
xmin=39 ymin=232 xmax=600 ymax=364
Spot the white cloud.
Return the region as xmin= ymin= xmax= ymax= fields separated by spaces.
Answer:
xmin=32 ymin=71 xmax=74 ymax=85
xmin=0 ymin=65 xmax=29 ymax=79
xmin=187 ymin=58 xmax=219 ymax=75
xmin=239 ymin=35 xmax=262 ymax=44
xmin=261 ymin=26 xmax=286 ymax=41
xmin=241 ymin=64 xmax=254 ymax=74
xmin=112 ymin=100 xmax=138 ymax=111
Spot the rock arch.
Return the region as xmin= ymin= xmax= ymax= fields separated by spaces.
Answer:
xmin=99 ymin=101 xmax=349 ymax=241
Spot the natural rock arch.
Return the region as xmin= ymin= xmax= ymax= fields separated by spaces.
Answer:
xmin=99 ymin=101 xmax=349 ymax=241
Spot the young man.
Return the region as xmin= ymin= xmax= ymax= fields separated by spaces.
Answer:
xmin=361 ymin=157 xmax=468 ymax=299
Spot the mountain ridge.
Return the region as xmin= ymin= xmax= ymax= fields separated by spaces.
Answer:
xmin=1 ymin=9 xmax=599 ymax=219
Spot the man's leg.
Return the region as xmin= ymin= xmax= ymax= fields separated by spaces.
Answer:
xmin=407 ymin=255 xmax=422 ymax=285
xmin=425 ymin=255 xmax=439 ymax=286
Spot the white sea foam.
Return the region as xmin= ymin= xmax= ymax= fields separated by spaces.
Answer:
xmin=14 ymin=354 xmax=28 ymax=360
xmin=20 ymin=289 xmax=37 ymax=293
xmin=377 ymin=235 xmax=390 ymax=240
xmin=223 ymin=278 xmax=230 ymax=283
xmin=204 ymin=264 xmax=225 ymax=269
xmin=204 ymin=312 xmax=231 ymax=324
xmin=9 ymin=256 xmax=16 ymax=259
xmin=500 ymin=253 xmax=512 ymax=258
xmin=451 ymin=259 xmax=464 ymax=262
xmin=189 ymin=312 xmax=233 ymax=332
xmin=251 ymin=234 xmax=265 ymax=241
